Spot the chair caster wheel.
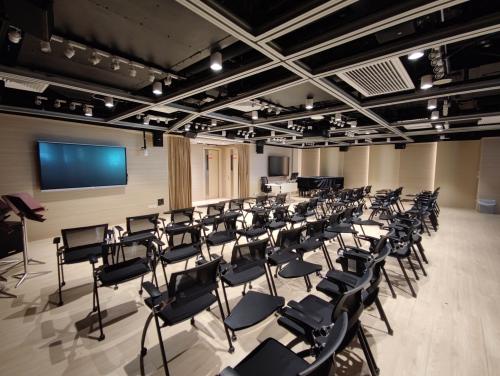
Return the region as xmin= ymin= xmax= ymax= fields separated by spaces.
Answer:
xmin=92 ymin=307 xmax=97 ymax=312
xmin=58 ymin=301 xmax=64 ymax=307
xmin=139 ymin=290 xmax=143 ymax=295
xmin=141 ymin=347 xmax=148 ymax=356
xmin=98 ymin=334 xmax=105 ymax=341
xmin=242 ymin=291 xmax=246 ymax=296
xmin=114 ymin=285 xmax=118 ymax=290
xmin=231 ymin=334 xmax=237 ymax=341
xmin=307 ymin=288 xmax=311 ymax=292
xmin=228 ymin=346 xmax=235 ymax=354
xmin=191 ymin=317 xmax=195 ymax=325
xmin=388 ymin=329 xmax=394 ymax=336
xmin=61 ymin=282 xmax=66 ymax=286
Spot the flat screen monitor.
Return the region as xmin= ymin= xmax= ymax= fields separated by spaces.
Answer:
xmin=268 ymin=156 xmax=290 ymax=177
xmin=37 ymin=141 xmax=127 ymax=191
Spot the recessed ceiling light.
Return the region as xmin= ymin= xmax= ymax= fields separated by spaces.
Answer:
xmin=211 ymin=119 xmax=217 ymax=127
xmin=64 ymin=43 xmax=75 ymax=59
xmin=8 ymin=29 xmax=22 ymax=44
xmin=210 ymin=51 xmax=223 ymax=71
xmin=427 ymin=98 xmax=437 ymax=110
xmin=408 ymin=51 xmax=424 ymax=60
xmin=435 ymin=123 xmax=443 ymax=131
xmin=251 ymin=110 xmax=258 ymax=120
xmin=305 ymin=96 xmax=314 ymax=110
xmin=40 ymin=40 xmax=51 ymax=53
xmin=310 ymin=114 xmax=324 ymax=120
xmin=420 ymin=75 xmax=433 ymax=90
xmin=431 ymin=110 xmax=439 ymax=120
xmin=104 ymin=96 xmax=114 ymax=108
xmin=143 ymin=115 xmax=151 ymax=125
xmin=152 ymin=81 xmax=162 ymax=96
xmin=84 ymin=105 xmax=93 ymax=117
xmin=287 ymin=120 xmax=293 ymax=129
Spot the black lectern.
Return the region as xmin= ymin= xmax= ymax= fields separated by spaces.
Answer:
xmin=2 ymin=193 xmax=47 ymax=288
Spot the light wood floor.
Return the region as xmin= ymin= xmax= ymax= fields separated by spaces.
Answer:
xmin=1 ymin=207 xmax=500 ymax=376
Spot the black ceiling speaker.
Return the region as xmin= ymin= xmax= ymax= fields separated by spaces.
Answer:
xmin=395 ymin=143 xmax=406 ymax=150
xmin=3 ymin=0 xmax=54 ymax=41
xmin=184 ymin=131 xmax=197 ymax=139
xmin=152 ymin=131 xmax=164 ymax=147
xmin=256 ymin=141 xmax=265 ymax=154
xmin=339 ymin=146 xmax=349 ymax=152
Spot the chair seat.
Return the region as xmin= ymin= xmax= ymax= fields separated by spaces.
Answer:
xmin=316 ymin=278 xmax=342 ymax=300
xmin=351 ymin=218 xmax=383 ymax=227
xmin=207 ymin=231 xmax=235 ymax=246
xmin=237 ymin=227 xmax=267 ymax=238
xmin=198 ymin=217 xmax=217 ymax=226
xmin=300 ymin=237 xmax=323 ymax=252
xmin=64 ymin=245 xmax=103 ymax=264
xmin=99 ymin=257 xmax=150 ymax=286
xmin=287 ymin=215 xmax=305 ymax=223
xmin=304 ymin=210 xmax=316 ymax=217
xmin=285 ymin=294 xmax=333 ymax=329
xmin=323 ymin=230 xmax=338 ymax=240
xmin=145 ymin=291 xmax=217 ymax=326
xmin=279 ymin=259 xmax=321 ymax=279
xmin=222 ymin=338 xmax=309 ymax=376
xmin=161 ymin=245 xmax=200 ymax=263
xmin=268 ymin=221 xmax=286 ymax=230
xmin=222 ymin=266 xmax=266 ymax=286
xmin=267 ymin=248 xmax=298 ymax=266
xmin=327 ymin=224 xmax=356 ymax=234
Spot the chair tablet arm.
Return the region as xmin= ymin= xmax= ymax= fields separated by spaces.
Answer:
xmin=53 ymin=236 xmax=61 ymax=245
xmin=219 ymin=367 xmax=241 ymax=376
xmin=142 ymin=281 xmax=161 ymax=299
xmin=342 ymin=247 xmax=371 ymax=258
xmin=280 ymin=306 xmax=322 ymax=330
xmin=356 ymin=234 xmax=378 ymax=243
xmin=324 ymin=271 xmax=358 ymax=288
xmin=89 ymin=255 xmax=99 ymax=264
xmin=288 ymin=301 xmax=323 ymax=324
xmin=152 ymin=237 xmax=165 ymax=247
xmin=339 ymin=249 xmax=372 ymax=263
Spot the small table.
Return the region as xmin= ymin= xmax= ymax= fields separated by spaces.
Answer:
xmin=224 ymin=291 xmax=284 ymax=332
xmin=265 ymin=182 xmax=298 ymax=194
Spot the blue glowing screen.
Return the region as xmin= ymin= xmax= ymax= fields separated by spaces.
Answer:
xmin=38 ymin=141 xmax=127 ymax=190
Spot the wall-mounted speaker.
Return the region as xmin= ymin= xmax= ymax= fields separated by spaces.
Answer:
xmin=395 ymin=143 xmax=406 ymax=150
xmin=339 ymin=146 xmax=349 ymax=152
xmin=256 ymin=141 xmax=264 ymax=154
xmin=152 ymin=131 xmax=164 ymax=147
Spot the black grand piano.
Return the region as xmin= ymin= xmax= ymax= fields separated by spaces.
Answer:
xmin=297 ymin=176 xmax=344 ymax=196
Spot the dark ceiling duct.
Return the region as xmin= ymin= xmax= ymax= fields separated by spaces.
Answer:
xmin=179 ymin=42 xmax=253 ymax=77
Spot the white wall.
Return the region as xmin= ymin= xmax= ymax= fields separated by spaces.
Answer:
xmin=249 ymin=145 xmax=295 ymax=195
xmin=319 ymin=148 xmax=344 ymax=176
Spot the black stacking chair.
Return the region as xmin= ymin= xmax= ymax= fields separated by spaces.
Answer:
xmin=261 ymin=176 xmax=272 ymax=193
xmin=278 ymin=267 xmax=379 ymax=376
xmin=159 ymin=207 xmax=195 ymax=235
xmin=227 ymin=198 xmax=245 ymax=219
xmin=325 ymin=208 xmax=359 ymax=249
xmin=270 ymin=192 xmax=287 ymax=208
xmin=220 ymin=239 xmax=276 ymax=316
xmin=53 ymin=223 xmax=110 ymax=306
xmin=267 ymin=205 xmax=289 ymax=245
xmin=303 ymin=219 xmax=334 ymax=270
xmin=236 ymin=209 xmax=269 ymax=242
xmin=90 ymin=232 xmax=160 ymax=340
xmin=219 ymin=312 xmax=348 ymax=376
xmin=286 ymin=202 xmax=308 ymax=227
xmin=140 ymin=258 xmax=233 ymax=375
xmin=196 ymin=202 xmax=226 ymax=227
xmin=115 ymin=213 xmax=160 ymax=262
xmin=330 ymin=236 xmax=393 ymax=335
xmin=159 ymin=225 xmax=204 ymax=284
xmin=273 ymin=226 xmax=322 ymax=292
xmin=206 ymin=215 xmax=238 ymax=259
xmin=306 ymin=197 xmax=320 ymax=219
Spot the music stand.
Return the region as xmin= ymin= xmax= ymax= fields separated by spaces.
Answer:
xmin=2 ymin=193 xmax=47 ymax=288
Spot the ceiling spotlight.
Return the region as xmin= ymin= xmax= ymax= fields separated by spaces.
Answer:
xmin=444 ymin=121 xmax=450 ymax=130
xmin=35 ymin=97 xmax=42 ymax=106
xmin=408 ymin=51 xmax=424 ymax=60
xmin=104 ymin=96 xmax=114 ymax=108
xmin=210 ymin=51 xmax=223 ymax=71
xmin=184 ymin=124 xmax=190 ymax=131
xmin=276 ymin=108 xmax=281 ymax=115
xmin=439 ymin=135 xmax=446 ymax=140
xmin=69 ymin=102 xmax=77 ymax=111
xmin=386 ymin=137 xmax=391 ymax=142
xmin=435 ymin=123 xmax=443 ymax=131
xmin=287 ymin=120 xmax=293 ymax=129
xmin=251 ymin=110 xmax=258 ymax=120
xmin=54 ymin=99 xmax=65 ymax=109
xmin=128 ymin=66 xmax=137 ymax=77
xmin=237 ymin=130 xmax=241 ymax=135
xmin=443 ymin=99 xmax=449 ymax=117
xmin=335 ymin=113 xmax=342 ymax=122
xmin=40 ymin=40 xmax=51 ymax=53
xmin=431 ymin=110 xmax=439 ymax=120
xmin=64 ymin=43 xmax=75 ymax=59
xmin=354 ymin=140 xmax=359 ymax=145
xmin=420 ymin=74 xmax=433 ymax=90
xmin=111 ymin=58 xmax=120 ymax=71
xmin=84 ymin=105 xmax=93 ymax=117
xmin=143 ymin=115 xmax=151 ymax=125
xmin=164 ymin=74 xmax=172 ymax=87
xmin=222 ymin=130 xmax=227 ymax=137
xmin=350 ymin=121 xmax=357 ymax=128
xmin=305 ymin=96 xmax=314 ymax=110
xmin=89 ymin=51 xmax=102 ymax=65
xmin=211 ymin=119 xmax=217 ymax=127
xmin=427 ymin=98 xmax=437 ymax=110
xmin=8 ymin=29 xmax=22 ymax=44
xmin=311 ymin=114 xmax=324 ymax=120
xmin=152 ymin=81 xmax=163 ymax=96
xmin=148 ymin=72 xmax=156 ymax=83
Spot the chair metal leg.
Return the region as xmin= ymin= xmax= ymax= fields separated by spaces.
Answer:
xmin=358 ymin=325 xmax=380 ymax=376
xmin=214 ymin=288 xmax=234 ymax=353
xmin=412 ymin=246 xmax=427 ymax=276
xmin=153 ymin=312 xmax=171 ymax=376
xmin=381 ymin=266 xmax=396 ymax=299
xmin=266 ymin=264 xmax=278 ymax=296
xmin=397 ymin=258 xmax=417 ymax=298
xmin=416 ymin=241 xmax=429 ymax=264
xmin=407 ymin=255 xmax=419 ymax=280
xmin=374 ymin=296 xmax=393 ymax=335
xmin=92 ymin=277 xmax=105 ymax=341
xmin=57 ymin=256 xmax=64 ymax=306
xmin=221 ymin=282 xmax=231 ymax=316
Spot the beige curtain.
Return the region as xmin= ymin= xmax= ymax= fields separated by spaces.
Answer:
xmin=167 ymin=135 xmax=192 ymax=209
xmin=237 ymin=144 xmax=250 ymax=198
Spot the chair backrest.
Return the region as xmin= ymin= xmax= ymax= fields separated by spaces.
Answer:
xmin=342 ymin=207 xmax=355 ymax=222
xmin=277 ymin=226 xmax=306 ymax=249
xmin=228 ymin=199 xmax=244 ymax=211
xmin=229 ymin=238 xmax=269 ymax=272
xmin=308 ymin=197 xmax=318 ymax=209
xmin=170 ymin=207 xmax=194 ymax=225
xmin=306 ymin=219 xmax=326 ymax=238
xmin=61 ymin=224 xmax=109 ymax=250
xmin=104 ymin=232 xmax=156 ymax=266
xmin=207 ymin=202 xmax=225 ymax=217
xmin=294 ymin=201 xmax=309 ymax=216
xmin=290 ymin=172 xmax=299 ymax=181
xmin=273 ymin=205 xmax=289 ymax=221
xmin=364 ymin=185 xmax=372 ymax=194
xmin=252 ymin=210 xmax=270 ymax=228
xmin=166 ymin=225 xmax=202 ymax=249
xmin=298 ymin=312 xmax=348 ymax=376
xmin=213 ymin=215 xmax=237 ymax=233
xmin=255 ymin=195 xmax=268 ymax=206
xmin=327 ymin=212 xmax=341 ymax=226
xmin=126 ymin=213 xmax=159 ymax=235
xmin=168 ymin=257 xmax=221 ymax=301
xmin=275 ymin=193 xmax=287 ymax=205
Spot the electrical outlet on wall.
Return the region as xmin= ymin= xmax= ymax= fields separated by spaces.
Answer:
xmin=158 ymin=198 xmax=164 ymax=206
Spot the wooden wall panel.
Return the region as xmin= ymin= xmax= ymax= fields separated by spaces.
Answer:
xmin=343 ymin=146 xmax=369 ymax=188
xmin=435 ymin=141 xmax=480 ymax=209
xmin=478 ymin=137 xmax=500 ymax=213
xmin=319 ymin=148 xmax=344 ymax=176
xmin=368 ymin=145 xmax=400 ymax=192
xmin=399 ymin=143 xmax=437 ymax=195
xmin=300 ymin=148 xmax=320 ymax=177
xmin=0 ymin=113 xmax=169 ymax=240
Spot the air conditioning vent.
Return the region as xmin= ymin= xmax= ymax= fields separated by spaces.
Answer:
xmin=2 ymin=77 xmax=48 ymax=93
xmin=337 ymin=57 xmax=414 ymax=97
